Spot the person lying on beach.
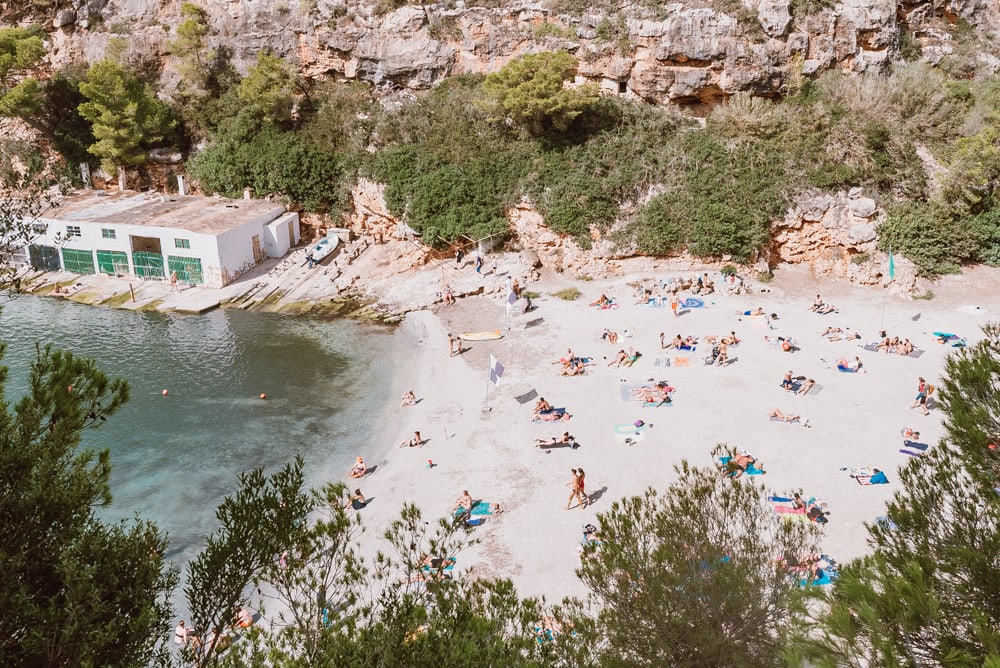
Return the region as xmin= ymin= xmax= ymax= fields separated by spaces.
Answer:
xmin=901 ymin=427 xmax=920 ymax=441
xmin=726 ymin=451 xmax=763 ymax=478
xmin=769 ymin=408 xmax=810 ymax=426
xmin=589 ymin=294 xmax=611 ymax=308
xmin=622 ymin=348 xmax=641 ymax=367
xmin=398 ymin=431 xmax=423 ymax=448
xmin=451 ymin=490 xmax=473 ymax=513
xmin=348 ymin=456 xmax=367 ymax=478
xmin=721 ymin=331 xmax=740 ymax=345
xmin=636 ymin=288 xmax=653 ymax=304
xmin=602 ymin=328 xmax=619 ymax=344
xmin=632 ymin=382 xmax=673 ymax=404
xmin=663 ymin=334 xmax=683 ymax=350
xmin=740 ymin=307 xmax=765 ymax=316
xmin=609 ymin=350 xmax=628 ymax=367
xmin=837 ymin=356 xmax=863 ymax=371
xmin=562 ymin=359 xmax=585 ymax=376
xmin=534 ymin=432 xmax=576 ymax=448
xmin=820 ymin=326 xmax=843 ymax=337
xmin=555 ymin=348 xmax=575 ymax=368
xmin=400 ymin=390 xmax=416 ymax=407
xmin=534 ymin=397 xmax=553 ymax=415
xmin=796 ymin=379 xmax=816 ymax=396
xmin=851 ymin=467 xmax=888 ymax=485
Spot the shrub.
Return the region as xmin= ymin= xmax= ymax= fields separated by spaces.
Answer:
xmin=188 ymin=120 xmax=350 ymax=212
xmin=970 ymin=206 xmax=1000 ymax=266
xmin=552 ymin=287 xmax=582 ymax=300
xmin=876 ymin=201 xmax=980 ymax=276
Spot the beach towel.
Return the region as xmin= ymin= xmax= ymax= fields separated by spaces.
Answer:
xmin=682 ymin=297 xmax=704 ymax=308
xmin=599 ymin=300 xmax=619 ymax=310
xmin=614 ymin=431 xmax=646 ymax=443
xmin=641 ymin=299 xmax=666 ymax=308
xmin=470 ymin=501 xmax=494 ymax=515
xmin=619 ymin=382 xmax=645 ymax=401
xmin=857 ymin=471 xmax=889 ymax=485
xmin=719 ymin=456 xmax=764 ymax=476
xmin=515 ymin=389 xmax=538 ymax=404
xmin=768 ymin=495 xmax=794 ymax=503
xmin=679 ymin=344 xmax=697 ymax=351
xmin=900 ymin=448 xmax=924 ymax=457
xmin=614 ymin=423 xmax=651 ymax=434
xmin=672 ymin=357 xmax=691 ymax=367
xmin=902 ymin=440 xmax=929 ymax=451
xmin=837 ymin=365 xmax=860 ymax=373
xmin=643 ymin=400 xmax=673 ymax=408
xmin=534 ymin=409 xmax=570 ymax=423
xmin=862 ymin=342 xmax=879 ymax=353
xmin=769 ymin=415 xmax=801 ymax=424
xmin=421 ymin=557 xmax=457 ymax=572
xmin=654 ymin=357 xmax=671 ymax=368
xmin=773 ymin=505 xmax=807 ymax=515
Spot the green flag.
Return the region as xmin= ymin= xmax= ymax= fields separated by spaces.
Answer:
xmin=888 ymin=249 xmax=895 ymax=281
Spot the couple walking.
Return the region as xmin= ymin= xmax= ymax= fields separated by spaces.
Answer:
xmin=566 ymin=468 xmax=588 ymax=510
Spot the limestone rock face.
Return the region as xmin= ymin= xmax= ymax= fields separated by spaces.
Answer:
xmin=29 ymin=0 xmax=994 ymax=107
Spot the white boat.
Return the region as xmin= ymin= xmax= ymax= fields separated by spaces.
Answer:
xmin=306 ymin=234 xmax=339 ymax=265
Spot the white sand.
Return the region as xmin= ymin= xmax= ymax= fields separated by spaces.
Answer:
xmin=349 ymin=263 xmax=999 ymax=602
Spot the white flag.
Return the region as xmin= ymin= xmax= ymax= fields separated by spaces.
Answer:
xmin=489 ymin=354 xmax=504 ymax=386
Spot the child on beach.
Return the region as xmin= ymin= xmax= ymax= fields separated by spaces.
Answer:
xmin=398 ymin=431 xmax=423 ymax=448
xmin=400 ymin=390 xmax=416 ymax=407
xmin=348 ymin=456 xmax=366 ymax=478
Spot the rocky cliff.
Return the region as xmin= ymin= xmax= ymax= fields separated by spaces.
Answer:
xmin=15 ymin=0 xmax=1000 ymax=109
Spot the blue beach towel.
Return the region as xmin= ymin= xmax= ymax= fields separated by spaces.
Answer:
xmin=643 ymin=400 xmax=673 ymax=407
xmin=682 ymin=297 xmax=704 ymax=308
xmin=614 ymin=423 xmax=651 ymax=434
xmin=456 ymin=501 xmax=495 ymax=516
xmin=720 ymin=456 xmax=764 ymax=476
xmin=769 ymin=495 xmax=794 ymax=503
xmin=837 ymin=365 xmax=860 ymax=373
xmin=903 ymin=440 xmax=929 ymax=451
xmin=900 ymin=448 xmax=924 ymax=457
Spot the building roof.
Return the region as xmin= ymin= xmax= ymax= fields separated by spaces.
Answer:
xmin=41 ymin=190 xmax=288 ymax=235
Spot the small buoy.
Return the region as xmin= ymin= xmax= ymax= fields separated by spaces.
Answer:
xmin=162 ymin=389 xmax=169 ymax=396
xmin=259 ymin=393 xmax=267 ymax=400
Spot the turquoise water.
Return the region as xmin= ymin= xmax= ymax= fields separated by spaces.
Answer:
xmin=0 ymin=295 xmax=399 ymax=576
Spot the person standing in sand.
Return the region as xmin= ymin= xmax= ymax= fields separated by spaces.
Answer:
xmin=448 ymin=334 xmax=457 ymax=357
xmin=566 ymin=469 xmax=587 ymax=510
xmin=170 ymin=271 xmax=178 ymax=291
xmin=670 ymin=294 xmax=680 ymax=317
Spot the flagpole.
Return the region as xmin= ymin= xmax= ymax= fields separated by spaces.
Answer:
xmin=880 ymin=246 xmax=892 ymax=336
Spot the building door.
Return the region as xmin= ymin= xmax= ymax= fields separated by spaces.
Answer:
xmin=60 ymin=248 xmax=96 ymax=275
xmin=167 ymin=256 xmax=203 ymax=285
xmin=28 ymin=245 xmax=60 ymax=271
xmin=96 ymin=250 xmax=129 ymax=275
xmin=287 ymin=220 xmax=295 ymax=247
xmin=130 ymin=235 xmax=165 ymax=279
xmin=251 ymin=235 xmax=264 ymax=263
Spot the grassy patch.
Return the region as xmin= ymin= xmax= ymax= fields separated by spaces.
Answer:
xmin=552 ymin=287 xmax=582 ymax=300
xmin=914 ymin=290 xmax=935 ymax=300
xmin=522 ymin=290 xmax=541 ymax=299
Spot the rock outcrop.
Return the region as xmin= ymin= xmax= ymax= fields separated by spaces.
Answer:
xmin=20 ymin=0 xmax=1000 ymax=110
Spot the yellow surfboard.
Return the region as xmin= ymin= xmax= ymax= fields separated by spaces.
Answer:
xmin=460 ymin=330 xmax=503 ymax=341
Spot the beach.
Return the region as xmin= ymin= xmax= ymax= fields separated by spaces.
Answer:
xmin=347 ymin=261 xmax=998 ymax=603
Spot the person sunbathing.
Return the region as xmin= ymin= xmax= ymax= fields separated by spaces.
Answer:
xmin=720 ymin=331 xmax=740 ymax=345
xmin=451 ymin=490 xmax=473 ymax=513
xmin=348 ymin=456 xmax=367 ymax=478
xmin=665 ymin=334 xmax=683 ymax=350
xmin=901 ymin=427 xmax=920 ymax=441
xmin=398 ymin=431 xmax=423 ymax=448
xmin=534 ymin=432 xmax=576 ymax=448
xmin=817 ymin=304 xmax=838 ymax=315
xmin=622 ymin=348 xmax=641 ymax=367
xmin=728 ymin=451 xmax=762 ymax=478
xmin=781 ymin=370 xmax=795 ymax=391
xmin=534 ymin=397 xmax=553 ymax=415
xmin=741 ymin=307 xmax=765 ymax=316
xmin=896 ymin=338 xmax=914 ymax=356
xmin=636 ymin=288 xmax=653 ymax=304
xmin=796 ymin=378 xmax=816 ymax=396
xmin=555 ymin=348 xmax=575 ymax=368
xmin=400 ymin=390 xmax=416 ymax=407
xmin=837 ymin=357 xmax=862 ymax=371
xmin=768 ymin=408 xmax=806 ymax=425
xmin=602 ymin=328 xmax=619 ymax=344
xmin=820 ymin=326 xmax=843 ymax=337
xmin=589 ymin=294 xmax=611 ymax=307
xmin=608 ymin=350 xmax=628 ymax=367
xmin=562 ymin=359 xmax=585 ymax=376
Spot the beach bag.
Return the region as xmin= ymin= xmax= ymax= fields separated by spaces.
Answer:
xmin=634 ymin=420 xmax=644 ymax=428
xmin=927 ymin=384 xmax=936 ymax=395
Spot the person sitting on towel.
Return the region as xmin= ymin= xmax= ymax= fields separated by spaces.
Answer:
xmin=728 ymin=451 xmax=762 ymax=478
xmin=534 ymin=397 xmax=553 ymax=415
xmin=562 ymin=359 xmax=585 ymax=376
xmin=781 ymin=370 xmax=795 ymax=391
xmin=589 ymin=294 xmax=611 ymax=307
xmin=896 ymin=338 xmax=914 ymax=356
xmin=451 ymin=490 xmax=473 ymax=514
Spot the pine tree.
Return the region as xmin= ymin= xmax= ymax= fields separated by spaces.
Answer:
xmin=0 ymin=343 xmax=177 ymax=666
xmin=561 ymin=446 xmax=819 ymax=668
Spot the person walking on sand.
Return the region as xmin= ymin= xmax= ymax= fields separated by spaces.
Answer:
xmin=576 ymin=468 xmax=589 ymax=509
xmin=448 ymin=333 xmax=458 ymax=357
xmin=474 ymin=254 xmax=484 ymax=273
xmin=170 ymin=271 xmax=178 ymax=291
xmin=911 ymin=376 xmax=931 ymax=416
xmin=670 ymin=294 xmax=680 ymax=317
xmin=455 ymin=247 xmax=464 ymax=266
xmin=566 ymin=469 xmax=581 ymax=510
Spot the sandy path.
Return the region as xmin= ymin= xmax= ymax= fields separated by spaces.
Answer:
xmin=348 ymin=264 xmax=998 ymax=603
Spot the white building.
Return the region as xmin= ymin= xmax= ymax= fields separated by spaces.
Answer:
xmin=27 ymin=190 xmax=300 ymax=288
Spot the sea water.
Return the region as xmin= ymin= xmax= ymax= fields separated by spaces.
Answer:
xmin=0 ymin=295 xmax=400 ymax=608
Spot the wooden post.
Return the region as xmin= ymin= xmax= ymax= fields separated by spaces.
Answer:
xmin=129 ymin=283 xmax=135 ymax=302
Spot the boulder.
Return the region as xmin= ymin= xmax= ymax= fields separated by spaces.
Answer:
xmin=849 ymin=197 xmax=877 ymax=218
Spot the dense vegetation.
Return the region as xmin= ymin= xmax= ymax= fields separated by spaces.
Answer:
xmin=5 ymin=11 xmax=1000 ymax=274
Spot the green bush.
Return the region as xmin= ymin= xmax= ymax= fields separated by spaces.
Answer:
xmin=970 ymin=206 xmax=1000 ymax=266
xmin=552 ymin=287 xmax=582 ymax=300
xmin=188 ymin=119 xmax=349 ymax=212
xmin=877 ymin=201 xmax=981 ymax=276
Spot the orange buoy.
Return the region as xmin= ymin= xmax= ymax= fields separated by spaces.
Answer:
xmin=259 ymin=393 xmax=267 ymax=400
xmin=162 ymin=389 xmax=169 ymax=396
